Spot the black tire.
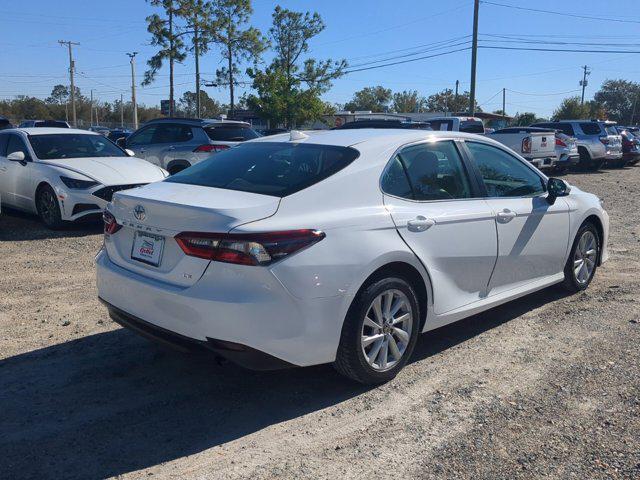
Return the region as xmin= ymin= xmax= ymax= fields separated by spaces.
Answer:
xmin=36 ymin=184 xmax=65 ymax=229
xmin=561 ymin=222 xmax=600 ymax=293
xmin=334 ymin=276 xmax=421 ymax=384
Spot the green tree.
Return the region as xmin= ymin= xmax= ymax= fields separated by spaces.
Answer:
xmin=343 ymin=86 xmax=392 ymax=112
xmin=178 ymin=90 xmax=225 ymax=117
xmin=425 ymin=88 xmax=479 ymax=113
xmin=593 ymin=79 xmax=640 ymax=123
xmin=512 ymin=112 xmax=538 ymax=126
xmin=144 ymin=0 xmax=188 ymax=116
xmin=247 ymin=6 xmax=346 ymax=128
xmin=210 ymin=0 xmax=266 ymax=117
xmin=392 ymin=90 xmax=427 ymax=113
xmin=552 ymin=96 xmax=591 ymax=121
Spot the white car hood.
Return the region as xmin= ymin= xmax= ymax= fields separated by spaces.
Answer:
xmin=41 ymin=156 xmax=166 ymax=185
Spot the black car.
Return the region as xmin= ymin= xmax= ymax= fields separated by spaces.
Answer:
xmin=107 ymin=129 xmax=133 ymax=143
xmin=0 ymin=116 xmax=13 ymax=130
xmin=18 ymin=119 xmax=70 ymax=128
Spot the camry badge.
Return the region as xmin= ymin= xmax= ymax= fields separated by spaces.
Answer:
xmin=133 ymin=205 xmax=146 ymax=221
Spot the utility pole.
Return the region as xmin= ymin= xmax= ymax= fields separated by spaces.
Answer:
xmin=127 ymin=52 xmax=139 ymax=130
xmin=502 ymin=87 xmax=506 ymax=116
xmin=194 ymin=24 xmax=201 ymax=118
xmin=580 ymin=65 xmax=591 ymax=105
xmin=59 ymin=40 xmax=79 ymax=127
xmin=120 ymin=93 xmax=124 ymax=127
xmin=455 ymin=79 xmax=459 ymax=99
xmin=90 ymin=89 xmax=94 ymax=126
xmin=469 ymin=0 xmax=480 ymax=115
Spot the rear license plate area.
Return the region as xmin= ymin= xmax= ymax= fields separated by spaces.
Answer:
xmin=131 ymin=231 xmax=165 ymax=267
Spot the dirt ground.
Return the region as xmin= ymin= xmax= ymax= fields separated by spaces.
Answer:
xmin=1 ymin=166 xmax=639 ymax=480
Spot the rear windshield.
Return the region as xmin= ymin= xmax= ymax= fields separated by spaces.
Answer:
xmin=604 ymin=125 xmax=618 ymax=135
xmin=36 ymin=121 xmax=68 ymax=128
xmin=204 ymin=125 xmax=260 ymax=142
xmin=165 ymin=142 xmax=360 ymax=197
xmin=29 ymin=134 xmax=126 ymax=159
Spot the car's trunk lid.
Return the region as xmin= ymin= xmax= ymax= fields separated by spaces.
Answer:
xmin=105 ymin=182 xmax=280 ymax=286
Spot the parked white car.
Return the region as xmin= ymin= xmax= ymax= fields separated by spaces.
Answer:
xmin=96 ymin=129 xmax=609 ymax=384
xmin=0 ymin=128 xmax=168 ymax=228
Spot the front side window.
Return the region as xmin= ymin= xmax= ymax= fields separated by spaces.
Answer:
xmin=165 ymin=142 xmax=359 ymax=197
xmin=6 ymin=135 xmax=29 ymax=158
xmin=127 ymin=126 xmax=157 ymax=146
xmin=466 ymin=141 xmax=545 ymax=197
xmin=28 ymin=134 xmax=126 ymax=159
xmin=386 ymin=141 xmax=472 ymax=201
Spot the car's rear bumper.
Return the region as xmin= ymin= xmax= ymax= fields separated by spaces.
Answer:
xmin=95 ymin=249 xmax=346 ymax=367
xmin=101 ymin=299 xmax=294 ymax=370
xmin=558 ymin=153 xmax=580 ymax=166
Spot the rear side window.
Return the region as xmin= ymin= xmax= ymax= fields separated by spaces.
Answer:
xmin=384 ymin=141 xmax=472 ymax=201
xmin=205 ymin=125 xmax=260 ymax=141
xmin=381 ymin=155 xmax=413 ymax=198
xmin=153 ymin=124 xmax=193 ymax=143
xmin=165 ymin=142 xmax=359 ymax=197
xmin=580 ymin=123 xmax=602 ymax=135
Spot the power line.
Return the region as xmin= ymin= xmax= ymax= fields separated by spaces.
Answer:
xmin=343 ymin=47 xmax=472 ymax=74
xmin=481 ymin=1 xmax=640 ymax=24
xmin=479 ymin=45 xmax=640 ymax=54
xmin=347 ymin=40 xmax=472 ymax=69
xmin=506 ymin=88 xmax=582 ymax=96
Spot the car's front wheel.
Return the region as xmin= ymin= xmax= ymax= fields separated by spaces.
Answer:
xmin=334 ymin=276 xmax=420 ymax=384
xmin=562 ymin=222 xmax=600 ymax=292
xmin=36 ymin=184 xmax=64 ymax=229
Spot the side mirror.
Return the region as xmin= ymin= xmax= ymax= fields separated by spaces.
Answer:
xmin=116 ymin=137 xmax=127 ymax=148
xmin=125 ymin=149 xmax=135 ymax=157
xmin=7 ymin=151 xmax=26 ymax=163
xmin=546 ymin=177 xmax=570 ymax=205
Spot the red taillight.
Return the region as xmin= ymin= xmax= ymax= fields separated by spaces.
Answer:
xmin=555 ymin=137 xmax=567 ymax=147
xmin=103 ymin=210 xmax=121 ymax=235
xmin=193 ymin=144 xmax=230 ymax=153
xmin=175 ymin=230 xmax=326 ymax=266
xmin=522 ymin=137 xmax=531 ymax=154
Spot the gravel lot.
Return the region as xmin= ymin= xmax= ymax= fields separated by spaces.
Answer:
xmin=1 ymin=166 xmax=639 ymax=480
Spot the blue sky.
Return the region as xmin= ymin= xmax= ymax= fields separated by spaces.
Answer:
xmin=2 ymin=0 xmax=640 ymax=118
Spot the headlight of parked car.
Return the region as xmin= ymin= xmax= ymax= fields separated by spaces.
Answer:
xmin=60 ymin=176 xmax=99 ymax=189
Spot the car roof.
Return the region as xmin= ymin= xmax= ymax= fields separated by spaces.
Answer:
xmin=248 ymin=128 xmax=486 ymax=148
xmin=2 ymin=127 xmax=100 ymax=136
xmin=144 ymin=117 xmax=250 ymax=127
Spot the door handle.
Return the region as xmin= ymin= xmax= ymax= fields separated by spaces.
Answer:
xmin=496 ymin=209 xmax=517 ymax=223
xmin=407 ymin=216 xmax=435 ymax=232
xmin=168 ymin=146 xmax=175 ymax=151
xmin=139 ymin=149 xmax=145 ymax=154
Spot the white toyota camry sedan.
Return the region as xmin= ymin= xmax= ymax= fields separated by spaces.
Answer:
xmin=96 ymin=129 xmax=609 ymax=384
xmin=0 ymin=128 xmax=168 ymax=228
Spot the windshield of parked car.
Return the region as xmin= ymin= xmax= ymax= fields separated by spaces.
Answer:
xmin=28 ymin=134 xmax=127 ymax=159
xmin=605 ymin=125 xmax=618 ymax=136
xmin=165 ymin=142 xmax=360 ymax=197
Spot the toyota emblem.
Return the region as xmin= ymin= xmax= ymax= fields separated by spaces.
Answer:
xmin=133 ymin=205 xmax=146 ymax=221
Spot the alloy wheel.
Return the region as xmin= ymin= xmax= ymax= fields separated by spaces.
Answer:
xmin=360 ymin=289 xmax=413 ymax=371
xmin=38 ymin=190 xmax=57 ymax=225
xmin=573 ymin=230 xmax=597 ymax=285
